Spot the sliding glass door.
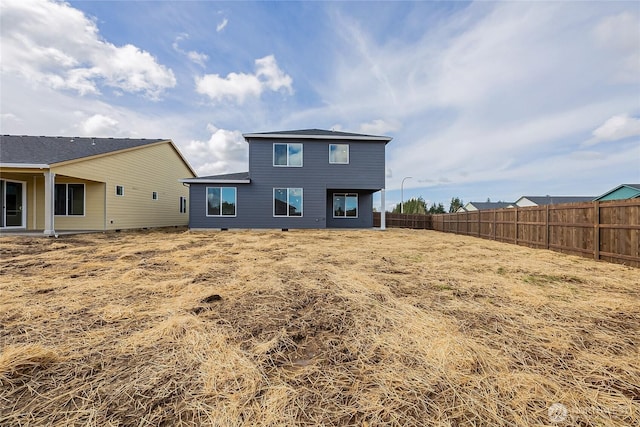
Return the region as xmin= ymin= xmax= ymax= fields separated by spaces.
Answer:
xmin=1 ymin=180 xmax=26 ymax=228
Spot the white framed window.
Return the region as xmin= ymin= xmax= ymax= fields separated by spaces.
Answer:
xmin=273 ymin=143 xmax=303 ymax=167
xmin=179 ymin=196 xmax=187 ymax=213
xmin=152 ymin=191 xmax=158 ymax=200
xmin=274 ymin=188 xmax=303 ymax=217
xmin=54 ymin=183 xmax=85 ymax=216
xmin=333 ymin=193 xmax=358 ymax=218
xmin=115 ymin=185 xmax=124 ymax=196
xmin=206 ymin=187 xmax=237 ymax=217
xmin=329 ymin=144 xmax=349 ymax=164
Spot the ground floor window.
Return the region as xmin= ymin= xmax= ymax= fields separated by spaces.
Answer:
xmin=207 ymin=187 xmax=236 ymax=216
xmin=179 ymin=196 xmax=187 ymax=213
xmin=274 ymin=188 xmax=303 ymax=217
xmin=55 ymin=183 xmax=85 ymax=216
xmin=333 ymin=193 xmax=358 ymax=218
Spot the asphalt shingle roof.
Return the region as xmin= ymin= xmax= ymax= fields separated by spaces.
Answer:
xmin=520 ymin=196 xmax=595 ymax=205
xmin=0 ymin=135 xmax=167 ymax=164
xmin=243 ymin=128 xmax=392 ymax=142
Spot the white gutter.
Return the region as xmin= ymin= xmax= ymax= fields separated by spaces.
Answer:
xmin=243 ymin=133 xmax=392 ymax=142
xmin=179 ymin=178 xmax=251 ymax=184
xmin=0 ymin=163 xmax=50 ymax=169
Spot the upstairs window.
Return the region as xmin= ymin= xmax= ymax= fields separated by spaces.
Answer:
xmin=207 ymin=187 xmax=237 ymax=217
xmin=273 ymin=143 xmax=303 ymax=167
xmin=329 ymin=144 xmax=349 ymax=164
xmin=115 ymin=185 xmax=124 ymax=196
xmin=152 ymin=191 xmax=158 ymax=200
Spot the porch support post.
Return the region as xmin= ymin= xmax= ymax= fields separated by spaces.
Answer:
xmin=380 ymin=188 xmax=386 ymax=230
xmin=43 ymin=171 xmax=56 ymax=236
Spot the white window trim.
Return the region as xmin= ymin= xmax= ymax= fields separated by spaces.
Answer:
xmin=206 ymin=187 xmax=237 ymax=217
xmin=333 ymin=193 xmax=358 ymax=218
xmin=179 ymin=196 xmax=187 ymax=214
xmin=273 ymin=143 xmax=303 ymax=167
xmin=152 ymin=191 xmax=158 ymax=200
xmin=115 ymin=185 xmax=125 ymax=196
xmin=54 ymin=183 xmax=86 ymax=217
xmin=273 ymin=188 xmax=303 ymax=217
xmin=329 ymin=144 xmax=349 ymax=164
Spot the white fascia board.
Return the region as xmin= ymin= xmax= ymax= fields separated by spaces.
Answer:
xmin=243 ymin=133 xmax=392 ymax=142
xmin=180 ymin=178 xmax=251 ymax=184
xmin=0 ymin=163 xmax=50 ymax=169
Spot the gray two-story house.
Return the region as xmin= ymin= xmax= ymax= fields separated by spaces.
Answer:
xmin=182 ymin=129 xmax=392 ymax=229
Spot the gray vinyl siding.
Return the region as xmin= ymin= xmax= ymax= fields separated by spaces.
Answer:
xmin=249 ymin=139 xmax=386 ymax=190
xmin=188 ymin=136 xmax=386 ymax=229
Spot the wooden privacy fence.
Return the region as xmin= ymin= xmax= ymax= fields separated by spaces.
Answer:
xmin=373 ymin=199 xmax=640 ymax=267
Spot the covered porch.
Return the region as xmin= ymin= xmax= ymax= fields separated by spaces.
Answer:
xmin=0 ymin=167 xmax=106 ymax=235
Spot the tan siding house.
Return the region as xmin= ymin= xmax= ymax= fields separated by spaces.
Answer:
xmin=0 ymin=136 xmax=196 ymax=234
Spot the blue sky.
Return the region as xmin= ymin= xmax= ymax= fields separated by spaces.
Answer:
xmin=1 ymin=0 xmax=639 ymax=210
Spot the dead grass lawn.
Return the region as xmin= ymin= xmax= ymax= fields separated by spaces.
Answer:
xmin=1 ymin=228 xmax=639 ymax=426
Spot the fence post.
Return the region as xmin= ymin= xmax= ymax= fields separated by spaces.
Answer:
xmin=514 ymin=207 xmax=518 ymax=245
xmin=493 ymin=209 xmax=497 ymax=240
xmin=594 ymin=201 xmax=600 ymax=261
xmin=546 ymin=204 xmax=550 ymax=250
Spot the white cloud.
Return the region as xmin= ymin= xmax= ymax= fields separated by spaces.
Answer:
xmin=1 ymin=0 xmax=176 ymax=98
xmin=195 ymin=55 xmax=292 ymax=104
xmin=79 ymin=114 xmax=119 ymax=136
xmin=585 ymin=114 xmax=640 ymax=146
xmin=187 ymin=51 xmax=209 ymax=67
xmin=181 ymin=125 xmax=248 ymax=176
xmin=216 ymin=18 xmax=229 ymax=32
xmin=358 ymin=119 xmax=400 ymax=136
xmin=594 ymin=12 xmax=640 ymax=83
xmin=172 ymin=33 xmax=209 ymax=67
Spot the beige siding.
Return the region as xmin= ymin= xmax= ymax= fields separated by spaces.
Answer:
xmin=53 ymin=179 xmax=105 ymax=230
xmin=52 ymin=142 xmax=194 ymax=230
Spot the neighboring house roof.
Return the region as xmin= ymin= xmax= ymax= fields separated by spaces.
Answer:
xmin=594 ymin=184 xmax=640 ymax=201
xmin=243 ymin=128 xmax=393 ymax=143
xmin=0 ymin=135 xmax=196 ymax=176
xmin=181 ymin=171 xmax=250 ymax=184
xmin=465 ymin=201 xmax=512 ymax=211
xmin=515 ymin=196 xmax=596 ymax=206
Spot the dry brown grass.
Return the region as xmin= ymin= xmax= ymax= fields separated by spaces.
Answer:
xmin=0 ymin=228 xmax=638 ymax=426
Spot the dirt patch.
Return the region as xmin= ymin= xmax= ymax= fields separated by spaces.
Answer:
xmin=0 ymin=228 xmax=638 ymax=426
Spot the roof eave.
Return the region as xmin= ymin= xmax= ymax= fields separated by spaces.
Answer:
xmin=180 ymin=178 xmax=251 ymax=184
xmin=0 ymin=163 xmax=50 ymax=169
xmin=243 ymin=133 xmax=392 ymax=142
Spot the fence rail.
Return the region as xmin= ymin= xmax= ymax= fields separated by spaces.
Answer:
xmin=373 ymin=199 xmax=640 ymax=267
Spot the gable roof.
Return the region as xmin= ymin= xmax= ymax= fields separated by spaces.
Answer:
xmin=2 ymin=135 xmax=162 ymax=164
xmin=594 ymin=184 xmax=640 ymax=201
xmin=516 ymin=196 xmax=595 ymax=206
xmin=243 ymin=128 xmax=392 ymax=142
xmin=181 ymin=171 xmax=250 ymax=184
xmin=0 ymin=135 xmax=196 ymax=175
xmin=466 ymin=201 xmax=513 ymax=210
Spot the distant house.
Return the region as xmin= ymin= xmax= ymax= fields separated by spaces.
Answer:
xmin=182 ymin=129 xmax=392 ymax=229
xmin=0 ymin=135 xmax=196 ymax=235
xmin=513 ymin=196 xmax=595 ymax=207
xmin=461 ymin=201 xmax=512 ymax=211
xmin=594 ymin=184 xmax=640 ymax=201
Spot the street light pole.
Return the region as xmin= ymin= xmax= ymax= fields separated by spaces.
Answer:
xmin=401 ymin=176 xmax=412 ymax=214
